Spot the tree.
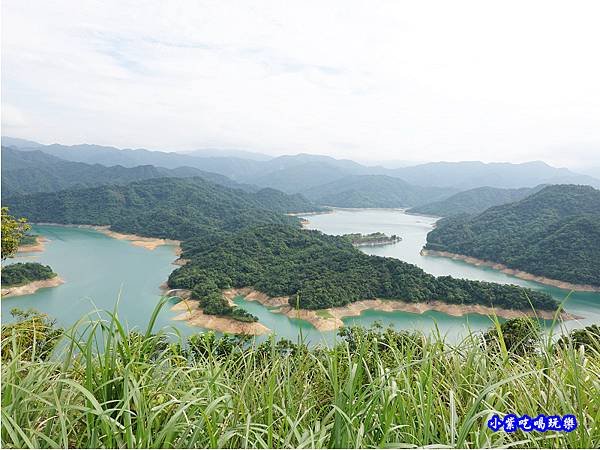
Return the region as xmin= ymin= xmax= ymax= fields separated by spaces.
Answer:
xmin=557 ymin=325 xmax=600 ymax=354
xmin=483 ymin=318 xmax=542 ymax=356
xmin=1 ymin=207 xmax=30 ymax=260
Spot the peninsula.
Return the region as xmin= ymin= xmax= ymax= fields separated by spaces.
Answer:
xmin=1 ymin=262 xmax=63 ymax=298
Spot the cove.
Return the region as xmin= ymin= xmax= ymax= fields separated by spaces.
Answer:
xmin=3 ymin=211 xmax=598 ymax=343
xmin=0 ymin=225 xmax=194 ymax=336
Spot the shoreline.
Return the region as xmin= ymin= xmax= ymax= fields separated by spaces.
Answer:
xmin=421 ymin=249 xmax=600 ymax=293
xmin=223 ymin=287 xmax=575 ymax=332
xmin=286 ymin=210 xmax=333 ymax=217
xmin=164 ymin=288 xmax=270 ymax=335
xmin=34 ymin=223 xmax=182 ymax=252
xmin=1 ymin=276 xmax=64 ymax=298
xmin=17 ymin=235 xmax=48 ymax=253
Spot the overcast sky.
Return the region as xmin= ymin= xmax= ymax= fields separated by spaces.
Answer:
xmin=2 ymin=1 xmax=600 ymax=169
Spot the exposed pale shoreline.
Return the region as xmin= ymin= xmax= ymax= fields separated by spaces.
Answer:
xmin=222 ymin=287 xmax=574 ymax=332
xmin=34 ymin=223 xmax=182 ymax=252
xmin=421 ymin=249 xmax=600 ymax=293
xmin=1 ymin=276 xmax=64 ymax=298
xmin=164 ymin=288 xmax=270 ymax=335
xmin=17 ymin=236 xmax=48 ymax=253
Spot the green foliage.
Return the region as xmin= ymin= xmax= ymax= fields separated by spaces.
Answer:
xmin=2 ymin=305 xmax=599 ymax=448
xmin=408 ymin=185 xmax=541 ymax=217
xmin=342 ymin=232 xmax=400 ymax=245
xmin=5 ymin=177 xmax=307 ymax=241
xmin=483 ymin=317 xmax=542 ymax=356
xmin=557 ymin=324 xmax=600 ymax=354
xmin=426 ymin=185 xmax=600 ymax=286
xmin=1 ymin=308 xmax=63 ymax=362
xmin=170 ymin=224 xmax=558 ymax=311
xmin=18 ymin=234 xmax=38 ymax=246
xmin=0 ymin=263 xmax=55 ymax=286
xmin=1 ymin=207 xmax=30 ymax=259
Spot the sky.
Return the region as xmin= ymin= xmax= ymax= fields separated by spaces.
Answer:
xmin=2 ymin=1 xmax=600 ymax=170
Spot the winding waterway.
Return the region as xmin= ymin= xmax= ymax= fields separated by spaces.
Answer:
xmin=2 ymin=210 xmax=599 ymax=344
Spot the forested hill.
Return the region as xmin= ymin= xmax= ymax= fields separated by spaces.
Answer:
xmin=407 ymin=186 xmax=542 ymax=217
xmin=302 ymin=175 xmax=454 ymax=208
xmin=5 ymin=173 xmax=558 ymax=313
xmin=1 ymin=146 xmax=254 ymax=197
xmin=4 ymin=177 xmax=319 ymax=240
xmin=168 ymin=224 xmax=557 ymax=311
xmin=425 ymin=184 xmax=600 ymax=287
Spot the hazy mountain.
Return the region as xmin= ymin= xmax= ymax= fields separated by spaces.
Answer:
xmin=387 ymin=161 xmax=600 ymax=189
xmin=407 ymin=186 xmax=545 ymax=217
xmin=4 ymin=137 xmax=598 ymax=191
xmin=181 ymin=148 xmax=272 ymax=161
xmin=1 ymin=146 xmax=253 ymax=197
xmin=248 ymin=162 xmax=352 ymax=193
xmin=1 ymin=136 xmax=44 ymax=148
xmin=302 ymin=175 xmax=456 ymax=208
xmin=425 ymin=184 xmax=600 ymax=287
xmin=5 ymin=141 xmax=263 ymax=179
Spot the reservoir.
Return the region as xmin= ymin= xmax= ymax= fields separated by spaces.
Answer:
xmin=2 ymin=210 xmax=598 ymax=343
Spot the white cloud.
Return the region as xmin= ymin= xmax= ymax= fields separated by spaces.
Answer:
xmin=1 ymin=103 xmax=27 ymax=129
xmin=2 ymin=0 xmax=600 ymax=167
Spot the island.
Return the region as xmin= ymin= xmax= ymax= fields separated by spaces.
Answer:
xmin=1 ymin=262 xmax=63 ymax=297
xmin=342 ymin=232 xmax=401 ymax=247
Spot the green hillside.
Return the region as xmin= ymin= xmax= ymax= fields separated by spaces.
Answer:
xmin=303 ymin=175 xmax=454 ymax=207
xmin=4 ymin=177 xmax=306 ymax=240
xmin=425 ymin=185 xmax=600 ymax=286
xmin=408 ymin=186 xmax=542 ymax=217
xmin=6 ymin=177 xmax=559 ymax=314
xmin=169 ymin=224 xmax=557 ymax=311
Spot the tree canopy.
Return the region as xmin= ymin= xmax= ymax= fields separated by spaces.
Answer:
xmin=425 ymin=185 xmax=600 ymax=287
xmin=169 ymin=224 xmax=557 ymax=311
xmin=1 ymin=262 xmax=56 ymax=286
xmin=1 ymin=207 xmax=30 ymax=260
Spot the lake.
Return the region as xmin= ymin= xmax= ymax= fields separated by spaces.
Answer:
xmin=2 ymin=210 xmax=599 ymax=343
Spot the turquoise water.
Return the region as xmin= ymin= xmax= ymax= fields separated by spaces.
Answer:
xmin=305 ymin=209 xmax=600 ymax=335
xmin=2 ymin=210 xmax=598 ymax=343
xmin=0 ymin=225 xmax=195 ymax=337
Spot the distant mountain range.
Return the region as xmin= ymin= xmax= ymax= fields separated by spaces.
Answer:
xmin=3 ymin=137 xmax=599 ymax=208
xmin=303 ymin=175 xmax=455 ymax=208
xmin=407 ymin=186 xmax=545 ymax=217
xmin=425 ymin=184 xmax=600 ymax=287
xmin=1 ymin=146 xmax=254 ymax=198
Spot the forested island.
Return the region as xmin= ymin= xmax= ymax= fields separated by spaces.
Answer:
xmin=342 ymin=232 xmax=401 ymax=246
xmin=425 ymin=185 xmax=600 ymax=288
xmin=1 ymin=262 xmax=56 ymax=286
xmin=1 ymin=262 xmax=62 ymax=297
xmin=5 ymin=177 xmax=562 ymax=323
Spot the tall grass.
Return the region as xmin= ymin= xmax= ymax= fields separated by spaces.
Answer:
xmin=2 ymin=300 xmax=599 ymax=449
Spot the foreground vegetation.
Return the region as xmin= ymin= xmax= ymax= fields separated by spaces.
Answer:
xmin=0 ymin=262 xmax=56 ymax=287
xmin=426 ymin=185 xmax=600 ymax=286
xmin=2 ymin=303 xmax=599 ymax=448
